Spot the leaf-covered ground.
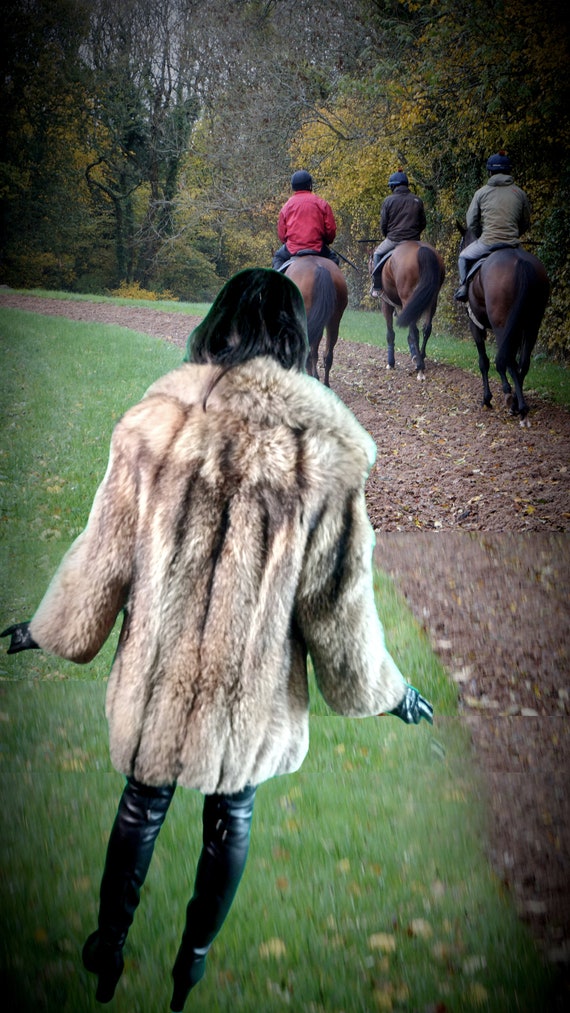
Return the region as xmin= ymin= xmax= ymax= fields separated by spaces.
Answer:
xmin=2 ymin=291 xmax=569 ymax=999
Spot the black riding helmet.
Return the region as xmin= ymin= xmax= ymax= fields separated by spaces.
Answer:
xmin=487 ymin=152 xmax=512 ymax=174
xmin=388 ymin=171 xmax=408 ymax=190
xmin=291 ymin=170 xmax=313 ymax=191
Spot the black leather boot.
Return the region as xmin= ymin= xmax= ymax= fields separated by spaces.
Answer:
xmin=82 ymin=931 xmax=125 ymax=1003
xmin=170 ymin=786 xmax=256 ymax=1012
xmin=83 ymin=777 xmax=175 ymax=1003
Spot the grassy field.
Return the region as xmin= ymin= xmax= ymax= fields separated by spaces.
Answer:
xmin=0 ymin=305 xmax=561 ymax=1011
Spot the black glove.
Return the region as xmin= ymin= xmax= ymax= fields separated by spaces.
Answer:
xmin=390 ymin=685 xmax=433 ymax=725
xmin=1 ymin=621 xmax=40 ymax=654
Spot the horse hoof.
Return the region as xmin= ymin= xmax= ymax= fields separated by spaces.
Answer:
xmin=519 ymin=416 xmax=531 ymax=429
xmin=386 ymin=363 xmax=395 ymax=370
xmin=416 ymin=370 xmax=425 ymax=382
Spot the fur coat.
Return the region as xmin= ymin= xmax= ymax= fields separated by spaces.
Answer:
xmin=29 ymin=357 xmax=407 ymax=795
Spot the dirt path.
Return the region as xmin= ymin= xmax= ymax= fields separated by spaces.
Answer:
xmin=2 ymin=291 xmax=569 ymax=996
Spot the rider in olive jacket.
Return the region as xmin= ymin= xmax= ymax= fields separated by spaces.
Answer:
xmin=455 ymin=153 xmax=531 ymax=301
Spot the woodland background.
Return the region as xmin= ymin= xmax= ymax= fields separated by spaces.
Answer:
xmin=1 ymin=0 xmax=569 ymax=355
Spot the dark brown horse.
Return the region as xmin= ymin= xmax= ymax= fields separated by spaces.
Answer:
xmin=371 ymin=241 xmax=445 ymax=378
xmin=456 ymin=224 xmax=550 ymax=423
xmin=285 ymin=255 xmax=348 ymax=386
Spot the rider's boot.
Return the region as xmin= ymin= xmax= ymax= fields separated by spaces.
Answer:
xmin=454 ymin=261 xmax=469 ymax=302
xmin=370 ymin=265 xmax=382 ymax=297
xmin=82 ymin=778 xmax=174 ymax=1003
xmin=370 ymin=254 xmax=383 ymax=297
xmin=170 ymin=787 xmax=256 ymax=1012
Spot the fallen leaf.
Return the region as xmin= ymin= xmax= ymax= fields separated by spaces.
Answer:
xmin=259 ymin=937 xmax=287 ymax=959
xmin=451 ymin=666 xmax=472 ymax=684
xmin=372 ymin=990 xmax=393 ymax=1011
xmin=469 ymin=982 xmax=489 ymax=1005
xmin=462 ymin=955 xmax=487 ymax=974
xmin=407 ymin=918 xmax=433 ymax=939
xmin=368 ymin=932 xmax=397 ymax=953
xmin=431 ymin=879 xmax=446 ymax=900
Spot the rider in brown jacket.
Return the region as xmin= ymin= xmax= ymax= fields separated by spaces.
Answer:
xmin=371 ymin=171 xmax=426 ymax=294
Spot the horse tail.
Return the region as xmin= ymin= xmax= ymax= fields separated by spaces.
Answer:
xmin=498 ymin=257 xmax=549 ymax=367
xmin=397 ymin=246 xmax=442 ymax=328
xmin=306 ymin=265 xmax=336 ymax=345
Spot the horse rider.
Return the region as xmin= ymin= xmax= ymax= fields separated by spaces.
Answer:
xmin=272 ymin=170 xmax=340 ymax=271
xmin=370 ymin=170 xmax=426 ymax=295
xmin=454 ymin=152 xmax=531 ymax=301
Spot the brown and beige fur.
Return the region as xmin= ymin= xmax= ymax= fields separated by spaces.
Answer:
xmin=30 ymin=357 xmax=406 ymax=795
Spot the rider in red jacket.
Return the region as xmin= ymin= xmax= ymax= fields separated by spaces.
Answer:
xmin=273 ymin=171 xmax=339 ymax=270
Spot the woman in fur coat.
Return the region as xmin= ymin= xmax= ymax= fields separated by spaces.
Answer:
xmin=2 ymin=268 xmax=433 ymax=1010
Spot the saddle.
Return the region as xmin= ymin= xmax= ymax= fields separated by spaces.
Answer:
xmin=278 ymin=249 xmax=327 ymax=274
xmin=465 ymin=243 xmax=519 ymax=283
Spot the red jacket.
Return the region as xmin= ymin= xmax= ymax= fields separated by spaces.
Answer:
xmin=278 ymin=190 xmax=337 ymax=253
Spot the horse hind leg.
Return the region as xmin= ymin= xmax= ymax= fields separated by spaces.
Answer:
xmin=507 ymin=365 xmax=530 ymax=423
xmin=420 ymin=320 xmax=432 ymax=360
xmin=501 ymin=358 xmax=530 ymax=423
xmin=513 ymin=333 xmax=536 ymax=425
xmin=420 ymin=303 xmax=437 ymax=361
xmin=407 ymin=322 xmax=425 ymax=379
xmin=322 ymin=323 xmax=337 ymax=388
xmin=470 ymin=322 xmax=492 ymax=407
xmin=494 ymin=341 xmax=529 ymax=419
xmin=306 ymin=343 xmax=320 ymax=381
xmin=384 ymin=307 xmax=396 ymax=369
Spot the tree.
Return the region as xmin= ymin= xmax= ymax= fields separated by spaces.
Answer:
xmin=0 ymin=0 xmax=95 ymax=287
xmin=288 ymin=0 xmax=570 ymax=350
xmin=81 ymin=0 xmax=205 ymax=286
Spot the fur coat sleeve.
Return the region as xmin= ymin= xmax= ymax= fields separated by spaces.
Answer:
xmin=29 ymin=438 xmax=137 ymax=663
xmin=28 ymin=358 xmax=407 ymax=794
xmin=295 ymin=483 xmax=406 ymax=717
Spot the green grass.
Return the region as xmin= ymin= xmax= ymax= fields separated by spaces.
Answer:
xmin=0 ymin=307 xmax=558 ymax=1011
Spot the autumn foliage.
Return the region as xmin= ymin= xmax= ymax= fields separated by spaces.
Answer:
xmin=1 ymin=0 xmax=568 ymax=354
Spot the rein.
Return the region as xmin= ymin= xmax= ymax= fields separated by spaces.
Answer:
xmin=332 ymin=249 xmax=359 ymax=270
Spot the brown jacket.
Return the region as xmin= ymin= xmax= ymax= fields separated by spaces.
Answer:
xmin=29 ymin=357 xmax=407 ymax=794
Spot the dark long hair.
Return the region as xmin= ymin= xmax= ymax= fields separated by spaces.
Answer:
xmin=184 ymin=270 xmax=308 ymax=390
